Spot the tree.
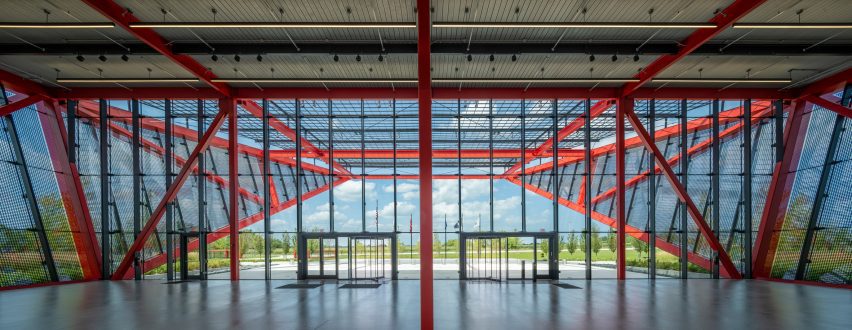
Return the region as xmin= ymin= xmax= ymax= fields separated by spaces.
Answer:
xmin=591 ymin=234 xmax=602 ymax=256
xmin=539 ymin=239 xmax=549 ymax=259
xmin=567 ymin=233 xmax=578 ymax=255
xmin=607 ymin=230 xmax=616 ymax=253
xmin=630 ymin=236 xmax=648 ymax=259
xmin=282 ymin=233 xmax=291 ymax=255
xmin=579 ymin=233 xmax=587 ymax=253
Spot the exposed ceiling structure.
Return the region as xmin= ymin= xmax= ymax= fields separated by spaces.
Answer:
xmin=0 ymin=0 xmax=849 ymax=91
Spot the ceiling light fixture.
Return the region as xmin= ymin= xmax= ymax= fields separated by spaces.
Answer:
xmin=433 ymin=22 xmax=717 ymax=29
xmin=0 ymin=22 xmax=115 ymax=29
xmin=489 ymin=54 xmax=495 ymax=62
xmin=356 ymin=54 xmax=361 ymax=62
xmin=129 ymin=22 xmax=416 ymax=29
xmin=633 ymin=53 xmax=639 ymax=62
xmin=651 ymin=78 xmax=792 ymax=83
xmin=256 ymin=54 xmax=263 ymax=62
xmin=511 ymin=54 xmax=517 ymax=62
xmin=589 ymin=54 xmax=595 ymax=62
xmin=234 ymin=54 xmax=240 ymax=62
xmin=121 ymin=54 xmax=129 ymax=62
xmin=467 ymin=54 xmax=473 ymax=62
xmin=76 ymin=55 xmax=85 ymax=62
xmin=210 ymin=78 xmax=416 ymax=83
xmin=333 ymin=54 xmax=339 ymax=62
xmin=56 ymin=78 xmax=200 ymax=83
xmin=733 ymin=23 xmax=852 ymax=29
xmin=378 ymin=54 xmax=384 ymax=62
xmin=211 ymin=54 xmax=218 ymax=61
xmin=98 ymin=55 xmax=107 ymax=62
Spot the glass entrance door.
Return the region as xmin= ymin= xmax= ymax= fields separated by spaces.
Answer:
xmin=179 ymin=231 xmax=203 ymax=280
xmin=534 ymin=237 xmax=552 ymax=280
xmin=305 ymin=238 xmax=338 ymax=279
xmin=348 ymin=237 xmax=390 ymax=281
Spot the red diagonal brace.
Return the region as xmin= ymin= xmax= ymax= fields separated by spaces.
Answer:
xmin=803 ymin=95 xmax=852 ymax=119
xmin=593 ymin=103 xmax=772 ymax=204
xmin=508 ymin=177 xmax=723 ymax=275
xmin=110 ymin=98 xmax=231 ymax=279
xmin=753 ymin=100 xmax=813 ymax=277
xmin=80 ymin=0 xmax=231 ymax=96
xmin=620 ymin=0 xmax=769 ymax=97
xmin=238 ymin=100 xmax=354 ymax=177
xmin=623 ymin=105 xmax=742 ymax=279
xmin=0 ymin=94 xmax=44 ymax=117
xmin=503 ymin=99 xmax=612 ymax=175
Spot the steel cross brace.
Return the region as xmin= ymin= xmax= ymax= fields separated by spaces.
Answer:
xmin=623 ymin=105 xmax=742 ymax=278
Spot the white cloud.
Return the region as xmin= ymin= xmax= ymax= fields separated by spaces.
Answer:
xmin=333 ymin=180 xmax=376 ymax=202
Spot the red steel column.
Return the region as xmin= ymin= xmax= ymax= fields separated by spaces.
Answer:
xmin=225 ymin=98 xmax=240 ymax=281
xmin=615 ymin=98 xmax=627 ymax=280
xmin=753 ymin=100 xmax=811 ymax=277
xmin=417 ymin=0 xmax=433 ymax=328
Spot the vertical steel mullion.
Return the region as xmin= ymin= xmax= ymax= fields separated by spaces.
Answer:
xmin=648 ymin=99 xmax=656 ymax=279
xmin=361 ymin=99 xmax=366 ymax=232
xmin=774 ymin=99 xmax=784 ymax=163
xmin=457 ymin=99 xmax=462 ymax=233
xmin=552 ymin=99 xmax=559 ymax=233
xmin=521 ymin=100 xmax=526 ymax=232
xmin=795 ymin=85 xmax=850 ymax=280
xmin=98 ymin=99 xmax=111 ymax=279
xmin=679 ymin=99 xmax=688 ymax=278
xmin=5 ymin=114 xmax=59 ymax=281
xmin=392 ymin=100 xmax=397 ymax=235
xmin=489 ymin=100 xmax=494 ymax=232
xmin=711 ymin=99 xmax=720 ymax=279
xmin=263 ymin=99 xmax=272 ymax=280
xmin=329 ymin=100 xmax=335 ymax=233
xmin=164 ymin=99 xmax=174 ymax=281
xmin=131 ymin=99 xmax=141 ymax=280
xmin=197 ymin=100 xmax=207 ymax=279
xmin=295 ymin=99 xmax=305 ymax=279
xmin=583 ymin=98 xmax=592 ymax=279
xmin=743 ymin=99 xmax=753 ymax=278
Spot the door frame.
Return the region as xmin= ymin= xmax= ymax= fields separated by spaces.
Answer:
xmin=298 ymin=232 xmax=397 ymax=280
xmin=459 ymin=232 xmax=559 ymax=281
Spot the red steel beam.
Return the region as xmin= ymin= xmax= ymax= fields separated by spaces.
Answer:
xmin=615 ymin=98 xmax=627 ymax=280
xmin=523 ymin=105 xmax=760 ymax=175
xmin=803 ymin=95 xmax=852 ymax=119
xmin=38 ymin=101 xmax=101 ymax=280
xmin=79 ymin=0 xmax=231 ymax=97
xmin=753 ymin=100 xmax=813 ymax=277
xmin=52 ymin=87 xmax=795 ymax=100
xmin=592 ymin=103 xmax=773 ymax=203
xmin=796 ymin=67 xmax=852 ymax=99
xmin=226 ymin=98 xmax=239 ymax=281
xmin=507 ymin=177 xmax=722 ymax=275
xmin=0 ymin=94 xmax=44 ymax=117
xmin=238 ymin=100 xmax=354 ymax=177
xmin=0 ymin=68 xmax=53 ymax=98
xmin=270 ymin=148 xmax=584 ymax=159
xmin=110 ymin=98 xmax=231 ymax=280
xmin=417 ymin=0 xmax=434 ymax=327
xmin=140 ymin=178 xmax=347 ymax=274
xmin=623 ymin=106 xmax=742 ymax=279
xmin=503 ymin=100 xmax=612 ymax=175
xmin=620 ymin=0 xmax=769 ymax=97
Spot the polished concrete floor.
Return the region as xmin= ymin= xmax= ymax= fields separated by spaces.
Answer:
xmin=1 ymin=279 xmax=849 ymax=329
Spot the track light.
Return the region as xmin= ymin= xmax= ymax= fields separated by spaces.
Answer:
xmin=611 ymin=54 xmax=618 ymax=62
xmin=589 ymin=54 xmax=595 ymax=62
xmin=234 ymin=54 xmax=240 ymax=62
xmin=121 ymin=54 xmax=129 ymax=62
xmin=467 ymin=54 xmax=473 ymax=62
xmin=98 ymin=55 xmax=107 ymax=62
xmin=256 ymin=54 xmax=263 ymax=62
xmin=76 ymin=55 xmax=85 ymax=62
xmin=651 ymin=78 xmax=792 ymax=83
xmin=633 ymin=53 xmax=639 ymax=62
xmin=356 ymin=54 xmax=361 ymax=62
xmin=489 ymin=54 xmax=495 ymax=62
xmin=333 ymin=54 xmax=339 ymax=62
xmin=211 ymin=54 xmax=218 ymax=61
xmin=378 ymin=54 xmax=384 ymax=62
xmin=511 ymin=54 xmax=517 ymax=62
